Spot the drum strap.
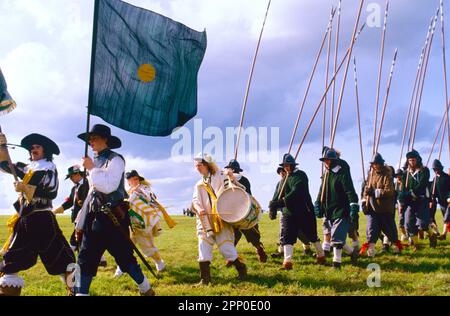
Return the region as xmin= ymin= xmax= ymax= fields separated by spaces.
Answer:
xmin=202 ymin=183 xmax=223 ymax=234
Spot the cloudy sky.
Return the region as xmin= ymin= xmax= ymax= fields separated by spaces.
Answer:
xmin=0 ymin=0 xmax=448 ymax=215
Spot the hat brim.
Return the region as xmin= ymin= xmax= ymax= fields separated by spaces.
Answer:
xmin=319 ymin=157 xmax=337 ymax=162
xmin=65 ymin=171 xmax=84 ymax=180
xmin=279 ymin=162 xmax=299 ymax=167
xmin=77 ymin=132 xmax=122 ymax=149
xmin=21 ymin=134 xmax=60 ymax=155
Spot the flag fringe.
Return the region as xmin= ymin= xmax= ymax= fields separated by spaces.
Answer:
xmin=0 ymin=100 xmax=16 ymax=116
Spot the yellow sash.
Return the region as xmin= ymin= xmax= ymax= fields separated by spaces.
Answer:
xmin=1 ymin=169 xmax=34 ymax=254
xmin=202 ymin=182 xmax=223 ymax=234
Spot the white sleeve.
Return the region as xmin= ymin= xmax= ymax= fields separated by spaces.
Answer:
xmin=192 ymin=184 xmax=205 ymax=213
xmin=88 ymin=156 xmax=125 ymax=194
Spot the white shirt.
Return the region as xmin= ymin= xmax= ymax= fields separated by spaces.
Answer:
xmin=88 ymin=156 xmax=125 ymax=194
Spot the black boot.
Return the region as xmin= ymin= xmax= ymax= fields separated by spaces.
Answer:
xmin=195 ymin=261 xmax=211 ymax=286
xmin=233 ymin=258 xmax=247 ymax=280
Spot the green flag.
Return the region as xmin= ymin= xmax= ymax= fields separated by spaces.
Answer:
xmin=0 ymin=67 xmax=16 ymax=116
xmin=89 ymin=0 xmax=207 ymax=136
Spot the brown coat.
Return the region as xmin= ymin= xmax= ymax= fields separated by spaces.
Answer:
xmin=364 ymin=166 xmax=395 ymax=214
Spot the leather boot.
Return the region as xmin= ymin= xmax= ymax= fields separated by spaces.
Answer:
xmin=232 ymin=258 xmax=247 ymax=280
xmin=195 ymin=261 xmax=211 ymax=286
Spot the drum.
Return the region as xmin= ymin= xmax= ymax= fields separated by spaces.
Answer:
xmin=216 ymin=187 xmax=261 ymax=230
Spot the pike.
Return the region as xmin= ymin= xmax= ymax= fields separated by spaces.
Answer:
xmin=408 ymin=17 xmax=434 ymax=151
xmin=234 ymin=0 xmax=272 ymax=160
xmin=330 ymin=0 xmax=342 ymax=141
xmin=372 ymin=1 xmax=390 ymax=155
xmin=279 ymin=2 xmax=366 ymax=199
xmin=426 ymin=100 xmax=450 ymax=166
xmin=330 ymin=0 xmax=365 ymax=147
xmin=406 ymin=12 xmax=438 ymax=190
xmin=352 ymin=57 xmax=366 ymax=182
xmin=398 ymin=47 xmax=425 ymax=169
xmin=288 ymin=6 xmax=336 ymax=153
xmin=411 ymin=9 xmax=440 ymax=149
xmin=374 ymin=48 xmax=398 ymax=154
xmin=322 ymin=6 xmax=335 ymax=175
xmin=439 ymin=0 xmax=450 ymax=158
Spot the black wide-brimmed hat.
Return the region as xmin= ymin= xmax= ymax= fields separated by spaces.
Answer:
xmin=406 ymin=149 xmax=421 ymax=160
xmin=320 ymin=148 xmax=338 ymax=162
xmin=432 ymin=159 xmax=444 ymax=171
xmin=225 ymin=159 xmax=243 ymax=173
xmin=370 ymin=153 xmax=385 ymax=165
xmin=279 ymin=153 xmax=298 ymax=167
xmin=77 ymin=124 xmax=121 ymax=149
xmin=126 ymin=170 xmax=144 ymax=181
xmin=65 ymin=165 xmax=84 ymax=179
xmin=21 ymin=133 xmax=60 ymax=155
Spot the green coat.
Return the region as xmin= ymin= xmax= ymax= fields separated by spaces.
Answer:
xmin=282 ymin=170 xmax=314 ymax=217
xmin=316 ymin=163 xmax=359 ymax=220
xmin=402 ymin=167 xmax=430 ymax=198
xmin=272 ymin=180 xmax=289 ymax=216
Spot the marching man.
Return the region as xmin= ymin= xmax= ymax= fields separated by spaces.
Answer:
xmin=399 ymin=150 xmax=437 ymax=251
xmin=0 ymin=133 xmax=75 ymax=296
xmin=315 ymin=148 xmax=359 ymax=269
xmin=74 ymin=124 xmax=154 ymax=296
xmin=359 ymin=153 xmax=402 ymax=257
xmin=52 ymin=165 xmax=107 ymax=268
xmin=225 ymin=159 xmax=267 ymax=263
xmin=269 ymin=154 xmax=326 ymax=270
xmin=429 ymin=160 xmax=450 ymax=240
xmin=192 ymin=153 xmax=247 ymax=285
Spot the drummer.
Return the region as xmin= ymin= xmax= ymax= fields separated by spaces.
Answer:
xmin=192 ymin=153 xmax=248 ymax=285
xmin=224 ymin=159 xmax=267 ymax=263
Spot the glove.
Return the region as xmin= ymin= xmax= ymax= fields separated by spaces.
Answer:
xmin=269 ymin=199 xmax=285 ymax=210
xmin=350 ymin=203 xmax=359 ymax=219
xmin=314 ymin=201 xmax=324 ymax=218
xmin=52 ymin=206 xmax=65 ymax=215
xmin=14 ymin=181 xmax=27 ymax=193
xmin=75 ymin=230 xmax=83 ymax=243
xmin=0 ymin=133 xmax=7 ymax=146
xmin=364 ymin=187 xmax=375 ymax=197
xmin=14 ymin=181 xmax=36 ymax=202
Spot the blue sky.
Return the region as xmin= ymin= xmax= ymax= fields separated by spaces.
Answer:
xmin=0 ymin=0 xmax=448 ymax=215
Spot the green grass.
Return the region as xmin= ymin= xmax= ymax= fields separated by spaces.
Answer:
xmin=0 ymin=214 xmax=449 ymax=296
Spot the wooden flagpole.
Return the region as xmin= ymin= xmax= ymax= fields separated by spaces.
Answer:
xmin=85 ymin=0 xmax=100 ymax=158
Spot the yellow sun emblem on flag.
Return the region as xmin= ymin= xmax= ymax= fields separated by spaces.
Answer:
xmin=137 ymin=64 xmax=156 ymax=83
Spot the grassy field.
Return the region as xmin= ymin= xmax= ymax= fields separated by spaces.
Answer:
xmin=0 ymin=214 xmax=449 ymax=296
